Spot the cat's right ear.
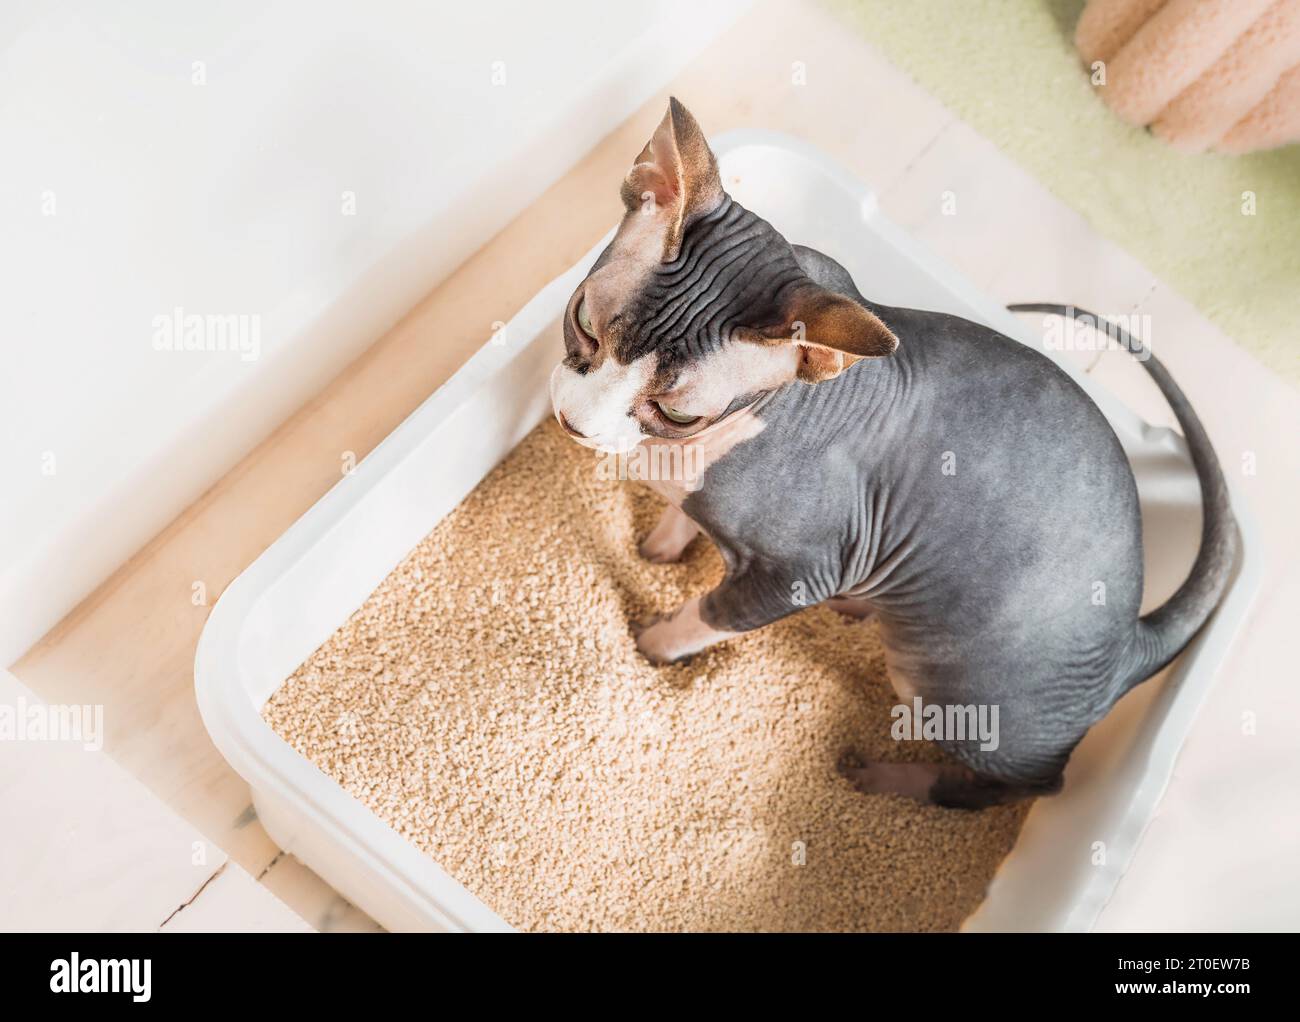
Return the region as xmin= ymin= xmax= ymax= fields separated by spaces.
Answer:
xmin=620 ymin=97 xmax=724 ymax=262
xmin=736 ymin=281 xmax=899 ymax=384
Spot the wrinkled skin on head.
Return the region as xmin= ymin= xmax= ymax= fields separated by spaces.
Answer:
xmin=549 ymin=97 xmax=897 ymax=453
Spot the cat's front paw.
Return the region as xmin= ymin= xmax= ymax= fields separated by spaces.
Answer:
xmin=631 ymin=613 xmax=695 ymax=666
xmin=638 ymin=533 xmax=685 ymax=564
xmin=637 ymin=504 xmax=700 ymax=564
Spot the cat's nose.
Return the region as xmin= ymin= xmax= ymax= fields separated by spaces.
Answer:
xmin=557 ymin=411 xmax=587 ymax=439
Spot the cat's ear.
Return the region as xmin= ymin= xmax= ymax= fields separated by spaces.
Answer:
xmin=620 ymin=97 xmax=723 ymax=262
xmin=738 ymin=282 xmax=899 ymax=383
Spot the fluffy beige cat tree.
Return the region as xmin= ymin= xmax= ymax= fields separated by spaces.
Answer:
xmin=1077 ymin=0 xmax=1300 ymax=153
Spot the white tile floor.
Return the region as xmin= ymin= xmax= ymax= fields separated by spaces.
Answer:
xmin=0 ymin=669 xmax=309 ymax=931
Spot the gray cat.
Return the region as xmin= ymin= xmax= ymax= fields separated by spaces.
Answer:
xmin=549 ymin=99 xmax=1238 ymax=808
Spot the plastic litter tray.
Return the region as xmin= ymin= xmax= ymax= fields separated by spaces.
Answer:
xmin=195 ymin=131 xmax=1261 ymax=932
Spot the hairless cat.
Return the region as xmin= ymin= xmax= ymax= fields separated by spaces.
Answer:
xmin=549 ymin=99 xmax=1238 ymax=808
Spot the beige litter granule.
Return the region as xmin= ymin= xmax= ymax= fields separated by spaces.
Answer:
xmin=263 ymin=421 xmax=1028 ymax=931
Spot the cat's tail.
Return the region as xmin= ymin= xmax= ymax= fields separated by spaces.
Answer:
xmin=1007 ymin=303 xmax=1239 ymax=694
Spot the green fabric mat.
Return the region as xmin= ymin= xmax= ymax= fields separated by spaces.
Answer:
xmin=825 ymin=0 xmax=1299 ymax=384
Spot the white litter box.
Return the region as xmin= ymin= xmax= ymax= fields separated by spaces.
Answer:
xmin=194 ymin=131 xmax=1261 ymax=932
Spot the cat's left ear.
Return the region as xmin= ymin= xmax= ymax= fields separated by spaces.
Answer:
xmin=620 ymin=97 xmax=724 ymax=262
xmin=738 ymin=282 xmax=900 ymax=383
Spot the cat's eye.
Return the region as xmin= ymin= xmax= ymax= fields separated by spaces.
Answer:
xmin=656 ymin=401 xmax=701 ymax=425
xmin=576 ymin=298 xmax=596 ymax=339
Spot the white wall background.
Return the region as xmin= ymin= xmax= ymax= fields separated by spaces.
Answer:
xmin=0 ymin=0 xmax=751 ymax=665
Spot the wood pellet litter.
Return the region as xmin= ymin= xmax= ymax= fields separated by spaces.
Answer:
xmin=263 ymin=421 xmax=1029 ymax=931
